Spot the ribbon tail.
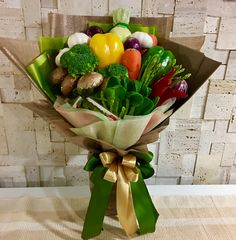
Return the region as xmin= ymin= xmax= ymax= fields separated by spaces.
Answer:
xmin=82 ymin=166 xmax=114 ymax=240
xmin=116 ymin=165 xmax=138 ymax=235
xmin=131 ymin=170 xmax=159 ymax=234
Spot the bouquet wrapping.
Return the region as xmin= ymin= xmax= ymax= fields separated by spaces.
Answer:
xmin=0 ymin=11 xmax=220 ymax=239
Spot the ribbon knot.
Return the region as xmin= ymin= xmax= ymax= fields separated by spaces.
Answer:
xmin=99 ymin=152 xmax=139 ymax=183
xmin=99 ymin=151 xmax=139 ymax=235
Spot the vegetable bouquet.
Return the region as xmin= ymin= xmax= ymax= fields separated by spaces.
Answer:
xmin=0 ymin=8 xmax=220 ymax=240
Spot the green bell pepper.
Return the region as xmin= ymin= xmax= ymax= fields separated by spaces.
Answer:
xmin=139 ymin=46 xmax=176 ymax=87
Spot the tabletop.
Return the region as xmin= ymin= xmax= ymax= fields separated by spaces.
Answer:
xmin=0 ymin=185 xmax=236 ymax=240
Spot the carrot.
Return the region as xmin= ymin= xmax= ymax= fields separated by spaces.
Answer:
xmin=121 ymin=49 xmax=141 ymax=80
xmin=149 ymin=34 xmax=158 ymax=46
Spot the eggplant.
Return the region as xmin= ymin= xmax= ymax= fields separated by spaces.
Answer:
xmin=174 ymin=80 xmax=188 ymax=93
xmin=85 ymin=26 xmax=104 ymax=37
xmin=124 ymin=37 xmax=141 ymax=51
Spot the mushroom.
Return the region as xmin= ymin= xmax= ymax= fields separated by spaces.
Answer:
xmin=61 ymin=75 xmax=77 ymax=96
xmin=77 ymin=72 xmax=103 ymax=96
xmin=50 ymin=67 xmax=67 ymax=85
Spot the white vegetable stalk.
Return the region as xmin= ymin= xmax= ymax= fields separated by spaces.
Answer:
xmin=110 ymin=8 xmax=132 ymax=42
xmin=67 ymin=32 xmax=90 ymax=48
xmin=55 ymin=48 xmax=70 ymax=66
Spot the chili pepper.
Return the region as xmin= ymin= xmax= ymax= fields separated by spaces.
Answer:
xmin=89 ymin=33 xmax=124 ymax=68
xmin=157 ymin=88 xmax=188 ymax=106
xmin=149 ymin=67 xmax=176 ymax=98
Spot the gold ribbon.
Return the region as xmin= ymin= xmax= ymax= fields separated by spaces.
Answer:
xmin=99 ymin=152 xmax=139 ymax=235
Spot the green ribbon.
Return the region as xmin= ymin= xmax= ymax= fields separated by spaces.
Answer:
xmin=82 ymin=166 xmax=114 ymax=239
xmin=82 ymin=151 xmax=158 ymax=239
xmin=113 ymin=22 xmax=129 ymax=28
xmin=131 ymin=170 xmax=159 ymax=234
xmin=39 ymin=36 xmax=68 ymax=53
xmin=26 ymin=36 xmax=69 ymax=103
xmin=26 ymin=52 xmax=57 ymax=102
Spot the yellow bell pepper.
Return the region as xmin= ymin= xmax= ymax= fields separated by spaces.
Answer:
xmin=89 ymin=33 xmax=124 ymax=68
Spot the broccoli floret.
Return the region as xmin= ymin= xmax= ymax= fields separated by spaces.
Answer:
xmin=70 ymin=44 xmax=92 ymax=54
xmin=99 ymin=63 xmax=128 ymax=78
xmin=60 ymin=44 xmax=99 ymax=77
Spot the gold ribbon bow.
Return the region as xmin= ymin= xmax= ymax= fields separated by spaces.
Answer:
xmin=99 ymin=152 xmax=139 ymax=235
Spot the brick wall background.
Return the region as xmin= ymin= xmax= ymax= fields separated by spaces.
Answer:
xmin=0 ymin=0 xmax=236 ymax=187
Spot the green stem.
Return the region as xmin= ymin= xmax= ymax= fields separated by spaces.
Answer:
xmin=142 ymin=56 xmax=159 ymax=87
xmin=119 ymin=106 xmax=126 ymax=119
xmin=100 ymin=91 xmax=108 ymax=109
xmin=128 ymin=106 xmax=136 ymax=115
xmin=123 ymin=99 xmax=130 ymax=117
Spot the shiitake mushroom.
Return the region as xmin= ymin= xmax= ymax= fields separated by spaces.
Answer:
xmin=77 ymin=72 xmax=103 ymax=96
xmin=51 ymin=69 xmax=103 ymax=98
xmin=50 ymin=67 xmax=67 ymax=85
xmin=61 ymin=75 xmax=78 ymax=96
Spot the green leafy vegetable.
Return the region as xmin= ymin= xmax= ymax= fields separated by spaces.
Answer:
xmin=91 ymin=63 xmax=156 ymax=118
